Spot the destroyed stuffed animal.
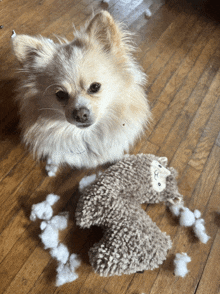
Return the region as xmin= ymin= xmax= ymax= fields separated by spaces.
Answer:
xmin=75 ymin=153 xmax=183 ymax=276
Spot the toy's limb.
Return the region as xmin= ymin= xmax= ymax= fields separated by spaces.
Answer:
xmin=75 ymin=189 xmax=109 ymax=228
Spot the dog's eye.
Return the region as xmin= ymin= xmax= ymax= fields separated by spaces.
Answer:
xmin=56 ymin=90 xmax=69 ymax=101
xmin=88 ymin=82 xmax=101 ymax=94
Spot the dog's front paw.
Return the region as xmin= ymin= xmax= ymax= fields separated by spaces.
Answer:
xmin=46 ymin=159 xmax=59 ymax=177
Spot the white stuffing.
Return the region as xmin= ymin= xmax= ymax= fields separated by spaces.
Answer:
xmin=50 ymin=213 xmax=68 ymax=230
xmin=30 ymin=194 xmax=81 ymax=286
xmin=145 ymin=8 xmax=152 ymax=18
xmin=193 ymin=219 xmax=210 ymax=244
xmin=11 ymin=30 xmax=16 ymax=38
xmin=194 ymin=209 xmax=201 ymax=219
xmin=174 ymin=253 xmax=191 ymax=277
xmin=47 ymin=38 xmax=54 ymax=44
xmin=46 ymin=165 xmax=58 ymax=177
xmin=50 ymin=243 xmax=70 ymax=264
xmin=179 ymin=207 xmax=196 ymax=227
xmin=39 ymin=214 xmax=68 ymax=249
xmin=56 ymin=254 xmax=80 ymax=287
xmin=46 ymin=194 xmax=60 ymax=206
xmin=79 ymin=172 xmax=102 ymax=192
xmin=30 ymin=193 xmax=60 ymax=221
xmin=40 ymin=221 xmax=60 ymax=249
xmin=169 ymin=203 xmax=183 ymax=217
xmin=169 ymin=204 xmax=210 ymax=244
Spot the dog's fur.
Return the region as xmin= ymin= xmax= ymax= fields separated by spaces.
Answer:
xmin=11 ymin=11 xmax=151 ymax=175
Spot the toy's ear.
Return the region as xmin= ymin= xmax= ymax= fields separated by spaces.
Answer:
xmin=11 ymin=33 xmax=56 ymax=65
xmin=85 ymin=11 xmax=123 ymax=52
xmin=159 ymin=157 xmax=168 ymax=167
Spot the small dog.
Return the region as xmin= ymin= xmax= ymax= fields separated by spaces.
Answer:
xmin=11 ymin=11 xmax=151 ymax=176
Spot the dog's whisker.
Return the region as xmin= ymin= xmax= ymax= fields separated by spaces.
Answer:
xmin=39 ymin=108 xmax=63 ymax=115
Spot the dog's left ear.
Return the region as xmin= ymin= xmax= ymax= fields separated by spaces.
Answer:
xmin=85 ymin=11 xmax=123 ymax=52
xmin=159 ymin=157 xmax=168 ymax=167
xmin=11 ymin=34 xmax=56 ymax=65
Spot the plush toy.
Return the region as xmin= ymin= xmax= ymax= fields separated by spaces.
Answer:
xmin=29 ymin=154 xmax=210 ymax=282
xmin=75 ymin=153 xmax=183 ymax=276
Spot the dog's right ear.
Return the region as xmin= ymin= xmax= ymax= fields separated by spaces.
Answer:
xmin=85 ymin=11 xmax=123 ymax=53
xmin=11 ymin=34 xmax=56 ymax=65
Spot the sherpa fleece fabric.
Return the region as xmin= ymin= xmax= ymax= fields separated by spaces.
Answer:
xmin=76 ymin=153 xmax=183 ymax=276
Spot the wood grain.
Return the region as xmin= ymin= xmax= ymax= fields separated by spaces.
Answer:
xmin=0 ymin=0 xmax=220 ymax=293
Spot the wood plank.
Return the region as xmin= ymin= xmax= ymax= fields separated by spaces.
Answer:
xmin=193 ymin=198 xmax=220 ymax=294
xmin=135 ymin=2 xmax=179 ymax=62
xmin=141 ymin=9 xmax=194 ymax=69
xmin=188 ymin=97 xmax=220 ymax=172
xmin=0 ymin=167 xmax=45 ymax=260
xmin=216 ymin=132 xmax=220 ymax=147
xmin=146 ymin=14 xmax=201 ymax=104
xmin=148 ymin=25 xmax=220 ymax=149
xmin=195 ymin=230 xmax=220 ymax=294
xmin=170 ymin=70 xmax=220 ymax=175
xmin=158 ymin=20 xmax=218 ymax=105
xmin=189 ymin=145 xmax=220 ymax=211
xmin=0 ymin=154 xmax=36 ymax=206
xmin=142 ymin=12 xmax=198 ymax=85
xmin=145 ymin=101 xmax=168 ymax=138
xmin=156 ymin=54 xmax=220 ymax=161
xmin=0 ymin=145 xmax=26 ymax=182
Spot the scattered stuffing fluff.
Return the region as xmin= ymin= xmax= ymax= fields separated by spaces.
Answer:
xmin=79 ymin=174 xmax=98 ymax=192
xmin=193 ymin=218 xmax=210 ymax=244
xmin=169 ymin=204 xmax=210 ymax=244
xmin=30 ymin=193 xmax=60 ymax=221
xmin=56 ymin=254 xmax=81 ymax=287
xmin=45 ymin=158 xmax=58 ymax=177
xmin=179 ymin=208 xmax=196 ymax=227
xmin=174 ymin=253 xmax=191 ymax=277
xmin=11 ymin=30 xmax=16 ymax=38
xmin=50 ymin=243 xmax=69 ymax=263
xmin=76 ymin=154 xmax=183 ymax=276
xmin=145 ymin=8 xmax=152 ymax=17
xmin=30 ymin=194 xmax=81 ymax=286
xmin=39 ymin=213 xmax=68 ymax=249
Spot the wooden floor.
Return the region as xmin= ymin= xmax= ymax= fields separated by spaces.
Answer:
xmin=1 ymin=0 xmax=220 ymax=293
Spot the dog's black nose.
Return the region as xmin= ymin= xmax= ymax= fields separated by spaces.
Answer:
xmin=72 ymin=107 xmax=90 ymax=123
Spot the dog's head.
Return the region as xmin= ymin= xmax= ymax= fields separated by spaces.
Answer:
xmin=12 ymin=11 xmax=145 ymax=129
